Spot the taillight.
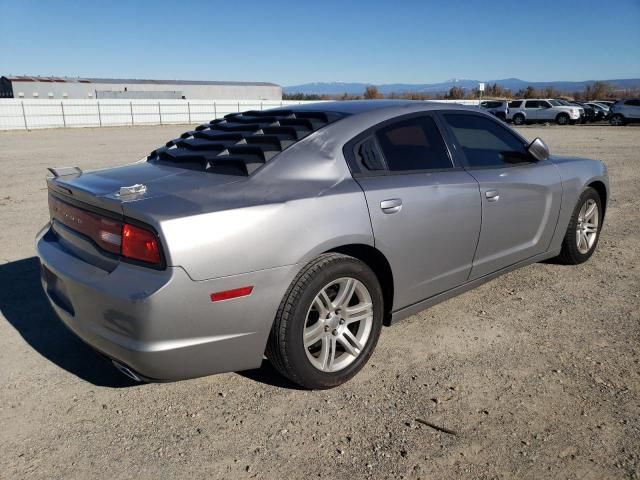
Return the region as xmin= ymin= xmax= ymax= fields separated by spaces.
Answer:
xmin=49 ymin=194 xmax=122 ymax=254
xmin=49 ymin=194 xmax=161 ymax=266
xmin=122 ymin=224 xmax=161 ymax=265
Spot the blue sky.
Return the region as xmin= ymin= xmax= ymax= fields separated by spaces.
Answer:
xmin=1 ymin=0 xmax=639 ymax=85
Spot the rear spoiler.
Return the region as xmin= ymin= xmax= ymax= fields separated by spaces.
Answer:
xmin=47 ymin=166 xmax=83 ymax=177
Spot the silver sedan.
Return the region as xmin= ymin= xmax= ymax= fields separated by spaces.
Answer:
xmin=37 ymin=101 xmax=608 ymax=389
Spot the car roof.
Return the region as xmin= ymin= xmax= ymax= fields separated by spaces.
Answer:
xmin=279 ymin=100 xmax=474 ymax=115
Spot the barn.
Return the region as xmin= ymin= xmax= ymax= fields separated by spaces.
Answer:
xmin=0 ymin=76 xmax=282 ymax=100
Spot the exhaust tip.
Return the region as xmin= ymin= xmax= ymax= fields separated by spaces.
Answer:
xmin=112 ymin=360 xmax=143 ymax=382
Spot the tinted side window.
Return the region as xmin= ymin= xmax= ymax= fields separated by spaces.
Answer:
xmin=509 ymin=100 xmax=523 ymax=108
xmin=524 ymin=100 xmax=539 ymax=108
xmin=375 ymin=116 xmax=452 ymax=171
xmin=625 ymin=99 xmax=640 ymax=106
xmin=443 ymin=114 xmax=528 ymax=168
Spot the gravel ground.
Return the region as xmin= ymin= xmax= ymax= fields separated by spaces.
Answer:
xmin=1 ymin=124 xmax=638 ymax=480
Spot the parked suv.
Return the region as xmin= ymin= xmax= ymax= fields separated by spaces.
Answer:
xmin=479 ymin=100 xmax=508 ymax=121
xmin=507 ymin=99 xmax=583 ymax=125
xmin=609 ymin=99 xmax=640 ymax=126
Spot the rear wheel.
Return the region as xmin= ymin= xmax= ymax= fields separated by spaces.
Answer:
xmin=513 ymin=114 xmax=525 ymax=125
xmin=266 ymin=253 xmax=384 ymax=389
xmin=610 ymin=114 xmax=626 ymax=126
xmin=556 ymin=113 xmax=570 ymax=125
xmin=556 ymin=187 xmax=602 ymax=264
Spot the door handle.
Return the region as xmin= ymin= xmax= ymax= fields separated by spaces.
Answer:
xmin=485 ymin=190 xmax=500 ymax=202
xmin=380 ymin=198 xmax=402 ymax=214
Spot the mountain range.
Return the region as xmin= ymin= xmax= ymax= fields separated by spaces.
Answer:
xmin=284 ymin=78 xmax=640 ymax=96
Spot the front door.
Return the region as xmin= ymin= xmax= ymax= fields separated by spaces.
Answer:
xmin=439 ymin=111 xmax=563 ymax=279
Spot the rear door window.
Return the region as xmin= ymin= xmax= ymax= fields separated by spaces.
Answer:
xmin=375 ymin=116 xmax=453 ymax=172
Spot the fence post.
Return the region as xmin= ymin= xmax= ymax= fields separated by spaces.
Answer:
xmin=158 ymin=101 xmax=162 ymax=126
xmin=97 ymin=102 xmax=102 ymax=127
xmin=213 ymin=101 xmax=217 ymax=119
xmin=260 ymin=101 xmax=263 ymax=111
xmin=187 ymin=101 xmax=191 ymax=124
xmin=130 ymin=101 xmax=134 ymax=125
xmin=21 ymin=101 xmax=28 ymax=130
xmin=237 ymin=101 xmax=240 ymax=113
xmin=60 ymin=101 xmax=66 ymax=127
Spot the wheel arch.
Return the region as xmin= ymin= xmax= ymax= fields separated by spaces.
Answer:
xmin=588 ymin=180 xmax=608 ymax=219
xmin=325 ymin=244 xmax=395 ymax=326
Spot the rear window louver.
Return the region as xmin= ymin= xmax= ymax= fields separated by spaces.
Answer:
xmin=148 ymin=109 xmax=344 ymax=176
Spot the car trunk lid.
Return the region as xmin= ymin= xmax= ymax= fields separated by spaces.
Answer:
xmin=46 ymin=161 xmax=245 ymax=268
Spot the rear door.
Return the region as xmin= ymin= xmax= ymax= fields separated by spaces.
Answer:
xmin=346 ymin=113 xmax=481 ymax=310
xmin=439 ymin=112 xmax=562 ymax=279
xmin=523 ymin=100 xmax=541 ymax=120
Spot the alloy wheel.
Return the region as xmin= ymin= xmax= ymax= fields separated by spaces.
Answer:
xmin=576 ymin=199 xmax=599 ymax=254
xmin=303 ymin=277 xmax=374 ymax=372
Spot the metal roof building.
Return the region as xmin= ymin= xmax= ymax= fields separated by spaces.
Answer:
xmin=0 ymin=76 xmax=282 ymax=100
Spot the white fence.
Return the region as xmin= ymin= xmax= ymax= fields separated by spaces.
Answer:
xmin=0 ymin=98 xmax=479 ymax=131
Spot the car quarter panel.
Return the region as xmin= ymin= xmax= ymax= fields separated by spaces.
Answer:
xmin=153 ymin=179 xmax=374 ymax=281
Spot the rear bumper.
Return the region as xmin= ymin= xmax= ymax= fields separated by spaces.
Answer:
xmin=36 ymin=223 xmax=297 ymax=381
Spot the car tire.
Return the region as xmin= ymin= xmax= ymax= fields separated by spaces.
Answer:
xmin=610 ymin=114 xmax=626 ymax=126
xmin=556 ymin=187 xmax=603 ymax=265
xmin=556 ymin=113 xmax=570 ymax=125
xmin=513 ymin=114 xmax=525 ymax=125
xmin=266 ymin=253 xmax=384 ymax=389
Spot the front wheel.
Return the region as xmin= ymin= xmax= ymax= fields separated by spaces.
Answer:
xmin=266 ymin=253 xmax=384 ymax=389
xmin=556 ymin=187 xmax=603 ymax=265
xmin=556 ymin=113 xmax=570 ymax=125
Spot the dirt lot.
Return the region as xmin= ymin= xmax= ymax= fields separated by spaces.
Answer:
xmin=1 ymin=124 xmax=638 ymax=480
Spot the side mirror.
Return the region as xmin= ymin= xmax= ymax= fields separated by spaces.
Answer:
xmin=527 ymin=137 xmax=550 ymax=162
